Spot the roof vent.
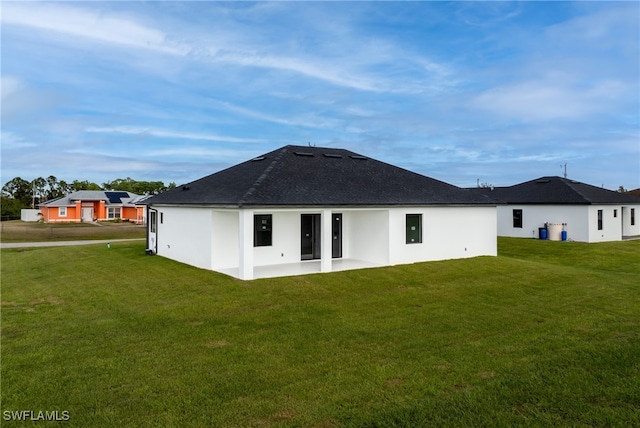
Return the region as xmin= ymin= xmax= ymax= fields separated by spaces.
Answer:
xmin=323 ymin=153 xmax=343 ymax=158
xmin=536 ymin=179 xmax=551 ymax=184
xmin=251 ymin=156 xmax=266 ymax=162
xmin=294 ymin=151 xmax=314 ymax=157
xmin=182 ymin=185 xmax=190 ymax=191
xmin=349 ymin=155 xmax=368 ymax=160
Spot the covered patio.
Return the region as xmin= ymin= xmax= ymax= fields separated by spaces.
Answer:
xmin=218 ymin=258 xmax=383 ymax=280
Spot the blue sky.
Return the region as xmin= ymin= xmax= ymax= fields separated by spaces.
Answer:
xmin=1 ymin=1 xmax=638 ymax=190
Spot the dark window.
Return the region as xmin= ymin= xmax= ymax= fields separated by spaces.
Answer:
xmin=597 ymin=209 xmax=603 ymax=230
xmin=160 ymin=212 xmax=164 ymax=224
xmin=614 ymin=209 xmax=617 ymax=218
xmin=254 ymin=214 xmax=273 ymax=247
xmin=513 ymin=209 xmax=523 ymax=228
xmin=406 ymin=214 xmax=422 ymax=244
xmin=632 ymin=209 xmax=636 ymax=226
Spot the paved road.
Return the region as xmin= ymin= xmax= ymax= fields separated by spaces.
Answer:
xmin=0 ymin=238 xmax=145 ymax=249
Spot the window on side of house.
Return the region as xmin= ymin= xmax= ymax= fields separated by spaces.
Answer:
xmin=632 ymin=208 xmax=636 ymax=226
xmin=512 ymin=209 xmax=523 ymax=228
xmin=613 ymin=209 xmax=617 ymax=218
xmin=108 ymin=207 xmax=122 ymax=219
xmin=150 ymin=211 xmax=157 ymax=233
xmin=59 ymin=207 xmax=67 ymax=217
xmin=406 ymin=214 xmax=422 ymax=244
xmin=254 ymin=214 xmax=273 ymax=247
xmin=597 ymin=209 xmax=603 ymax=230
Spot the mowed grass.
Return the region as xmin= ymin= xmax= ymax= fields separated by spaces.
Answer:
xmin=1 ymin=238 xmax=639 ymax=426
xmin=0 ymin=220 xmax=145 ymax=243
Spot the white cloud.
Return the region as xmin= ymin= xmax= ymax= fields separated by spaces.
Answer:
xmin=1 ymin=2 xmax=455 ymax=94
xmin=1 ymin=76 xmax=24 ymax=100
xmin=85 ymin=126 xmax=265 ymax=144
xmin=471 ymin=79 xmax=629 ymax=122
xmin=211 ymin=100 xmax=343 ymax=130
xmin=1 ymin=3 xmax=189 ymax=55
xmin=212 ymin=50 xmax=383 ymax=92
xmin=0 ymin=132 xmax=37 ymax=150
xmin=146 ymin=147 xmax=254 ymax=158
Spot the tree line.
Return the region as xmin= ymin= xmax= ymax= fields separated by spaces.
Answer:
xmin=1 ymin=176 xmax=175 ymax=220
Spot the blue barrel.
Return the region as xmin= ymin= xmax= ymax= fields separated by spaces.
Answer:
xmin=540 ymin=228 xmax=547 ymax=240
xmin=561 ymin=230 xmax=567 ymax=241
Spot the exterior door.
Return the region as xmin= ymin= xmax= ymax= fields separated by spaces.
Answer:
xmin=301 ymin=214 xmax=321 ymax=260
xmin=332 ymin=213 xmax=342 ymax=258
xmin=81 ymin=208 xmax=93 ymax=222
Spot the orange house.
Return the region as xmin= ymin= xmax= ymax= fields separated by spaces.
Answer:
xmin=39 ymin=191 xmax=146 ymax=224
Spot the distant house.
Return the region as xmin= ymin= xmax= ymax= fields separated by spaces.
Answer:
xmin=39 ymin=190 xmax=145 ymax=224
xmin=144 ymin=145 xmax=497 ymax=280
xmin=472 ymin=176 xmax=640 ymax=242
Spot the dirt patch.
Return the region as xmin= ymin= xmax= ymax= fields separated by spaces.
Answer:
xmin=29 ymin=296 xmax=63 ymax=305
xmin=385 ymin=378 xmax=404 ymax=388
xmin=205 ymin=340 xmax=229 ymax=348
xmin=477 ymin=371 xmax=497 ymax=379
xmin=255 ymin=408 xmax=298 ymax=425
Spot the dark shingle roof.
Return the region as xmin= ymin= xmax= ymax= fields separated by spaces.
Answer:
xmin=471 ymin=176 xmax=640 ymax=205
xmin=146 ymin=145 xmax=495 ymax=207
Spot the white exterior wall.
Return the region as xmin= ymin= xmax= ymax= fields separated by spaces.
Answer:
xmin=343 ymin=210 xmax=390 ymax=265
xmin=588 ymin=205 xmax=621 ymax=243
xmin=622 ymin=205 xmax=640 ymax=237
xmin=253 ymin=210 xmax=303 ymax=267
xmin=497 ymin=204 xmax=640 ymax=243
xmin=388 ymin=206 xmax=497 ymax=265
xmin=211 ymin=210 xmax=239 ymax=270
xmin=497 ymin=205 xmax=589 ymax=242
xmin=153 ymin=206 xmax=213 ymax=270
xmin=150 ymin=205 xmax=497 ymax=279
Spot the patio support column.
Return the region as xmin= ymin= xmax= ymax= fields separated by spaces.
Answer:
xmin=238 ymin=209 xmax=254 ymax=280
xmin=321 ymin=209 xmax=332 ymax=273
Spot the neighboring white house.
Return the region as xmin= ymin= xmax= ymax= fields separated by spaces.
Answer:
xmin=144 ymin=145 xmax=498 ymax=280
xmin=472 ymin=176 xmax=640 ymax=243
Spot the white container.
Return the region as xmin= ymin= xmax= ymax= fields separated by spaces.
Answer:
xmin=547 ymin=223 xmax=564 ymax=241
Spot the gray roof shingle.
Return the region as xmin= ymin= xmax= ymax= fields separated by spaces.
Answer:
xmin=471 ymin=176 xmax=640 ymax=205
xmin=40 ymin=190 xmax=140 ymax=207
xmin=146 ymin=145 xmax=495 ymax=207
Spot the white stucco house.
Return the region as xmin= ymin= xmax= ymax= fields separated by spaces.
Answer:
xmin=472 ymin=176 xmax=640 ymax=243
xmin=144 ymin=145 xmax=497 ymax=280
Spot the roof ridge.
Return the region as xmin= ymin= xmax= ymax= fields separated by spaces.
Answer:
xmin=560 ymin=177 xmax=596 ymax=203
xmin=238 ymin=146 xmax=288 ymax=206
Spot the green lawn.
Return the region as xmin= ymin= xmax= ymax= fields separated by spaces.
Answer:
xmin=0 ymin=220 xmax=145 ymax=243
xmin=1 ymin=238 xmax=639 ymax=426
